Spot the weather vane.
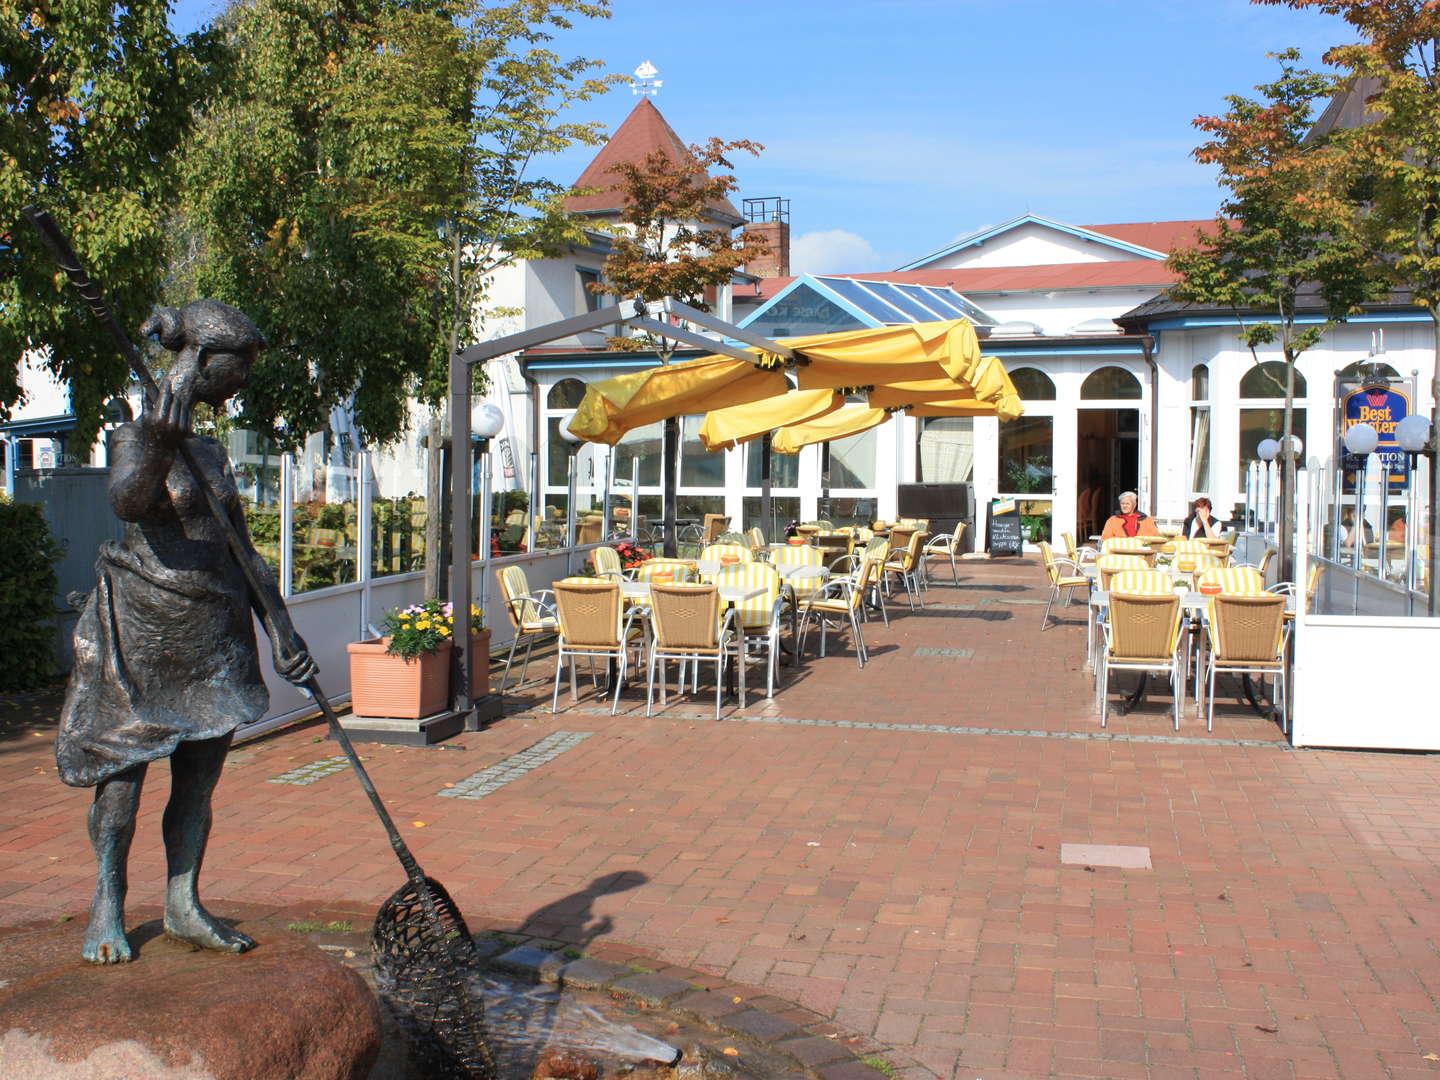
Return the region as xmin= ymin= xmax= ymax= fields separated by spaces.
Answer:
xmin=630 ymin=60 xmax=662 ymax=97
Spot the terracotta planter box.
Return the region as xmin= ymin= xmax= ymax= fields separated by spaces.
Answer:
xmin=468 ymin=630 xmax=491 ymax=698
xmin=347 ymin=638 xmax=452 ymax=719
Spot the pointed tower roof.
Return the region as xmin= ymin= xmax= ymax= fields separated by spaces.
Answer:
xmin=564 ymin=98 xmax=743 ymax=224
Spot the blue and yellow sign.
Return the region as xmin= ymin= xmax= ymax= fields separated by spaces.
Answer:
xmin=1341 ymin=383 xmax=1410 ymax=493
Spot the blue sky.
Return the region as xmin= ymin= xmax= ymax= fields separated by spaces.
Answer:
xmin=170 ymin=0 xmax=1354 ymax=273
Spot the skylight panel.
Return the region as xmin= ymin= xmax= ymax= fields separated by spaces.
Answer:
xmin=820 ymin=277 xmax=910 ymax=323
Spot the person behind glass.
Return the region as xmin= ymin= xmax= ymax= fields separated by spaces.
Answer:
xmin=1180 ymin=496 xmax=1226 ymax=539
xmin=1100 ymin=490 xmax=1160 ymax=541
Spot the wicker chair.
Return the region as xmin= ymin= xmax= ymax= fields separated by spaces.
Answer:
xmin=1096 ymin=592 xmax=1185 ymax=730
xmin=829 ymin=537 xmax=892 ymax=625
xmin=551 ymin=579 xmax=647 ymax=715
xmin=1199 ymin=593 xmax=1287 ymax=732
xmin=1061 ymin=531 xmax=1097 ymax=565
xmin=1233 ymin=546 xmax=1277 ymax=581
xmin=1038 ymin=540 xmax=1088 ymax=631
xmin=881 ymin=531 xmax=928 ymax=610
xmin=713 ymin=562 xmax=786 ymax=698
xmin=700 ymin=514 xmax=731 ymax=546
xmin=575 ymin=517 xmax=604 ymax=546
xmin=814 ymin=531 xmax=853 ymax=570
xmin=497 ymin=564 xmax=559 ymax=692
xmin=922 ymin=522 xmax=968 ymax=584
xmin=797 ymin=556 xmax=881 ymax=668
xmin=770 ymin=544 xmax=828 ymax=632
xmin=646 ymin=583 xmax=737 ymax=721
xmin=745 ymin=526 xmax=766 ymax=549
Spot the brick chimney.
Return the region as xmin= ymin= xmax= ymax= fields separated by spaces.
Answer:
xmin=742 ymin=197 xmax=790 ymax=278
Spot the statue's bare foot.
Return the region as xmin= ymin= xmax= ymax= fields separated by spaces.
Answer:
xmin=82 ymin=909 xmax=133 ymax=964
xmin=164 ymin=903 xmax=255 ymax=954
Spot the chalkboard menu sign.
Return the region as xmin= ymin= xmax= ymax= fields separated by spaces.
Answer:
xmin=987 ymin=498 xmax=1023 ymax=557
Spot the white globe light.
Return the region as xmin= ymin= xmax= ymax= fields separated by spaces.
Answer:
xmin=1283 ymin=434 xmax=1303 ymax=457
xmin=559 ymin=417 xmax=584 ymax=444
xmin=1343 ymin=423 xmax=1379 ymax=455
xmin=471 ymin=402 xmax=504 ymax=440
xmin=1397 ymin=414 xmax=1432 ymax=453
xmin=1256 ymin=438 xmax=1281 ymax=462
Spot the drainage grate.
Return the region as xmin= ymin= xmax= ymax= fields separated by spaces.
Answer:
xmin=439 ymin=731 xmax=592 ymax=800
xmin=268 ymin=756 xmax=352 ymax=785
xmin=914 ymin=647 xmax=974 ymax=658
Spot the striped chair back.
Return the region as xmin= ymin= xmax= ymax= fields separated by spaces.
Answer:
xmin=1108 ymin=570 xmax=1173 ymax=595
xmin=1097 ymin=553 xmax=1147 ymax=590
xmin=590 ymin=545 xmax=624 ymax=580
xmin=1174 ymin=552 xmax=1223 ymax=571
xmin=632 ymin=559 xmax=696 ymax=584
xmin=1169 ymin=539 xmax=1212 ymax=555
xmin=499 ymin=565 xmax=541 ymax=627
xmin=713 ymin=562 xmax=783 ymax=630
xmin=701 ymin=543 xmax=753 ymax=564
xmin=771 ymin=543 xmax=826 ymax=601
xmin=1195 ymin=567 xmax=1265 ymax=595
xmin=1103 ymin=536 xmax=1154 ymax=555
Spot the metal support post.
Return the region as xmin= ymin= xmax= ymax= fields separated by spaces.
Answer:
xmin=449 ymin=351 xmax=473 ymax=715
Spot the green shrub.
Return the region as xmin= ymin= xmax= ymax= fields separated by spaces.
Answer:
xmin=0 ymin=502 xmax=61 ymax=690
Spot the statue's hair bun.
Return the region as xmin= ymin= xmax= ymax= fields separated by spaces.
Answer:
xmin=139 ymin=307 xmax=186 ymax=352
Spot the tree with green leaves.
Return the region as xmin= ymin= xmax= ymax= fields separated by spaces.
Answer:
xmin=179 ymin=0 xmax=617 ymax=594
xmin=1257 ymin=0 xmax=1440 ymax=611
xmin=1167 ymin=49 xmax=1378 ymax=581
xmin=592 ymin=134 xmax=768 ymax=554
xmin=1 ymin=0 xmax=219 ymax=448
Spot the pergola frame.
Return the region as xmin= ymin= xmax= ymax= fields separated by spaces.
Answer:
xmin=447 ymin=297 xmax=794 ymax=715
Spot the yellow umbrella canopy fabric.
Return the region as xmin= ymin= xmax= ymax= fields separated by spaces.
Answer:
xmin=698 ymin=388 xmax=841 ymax=452
xmin=568 ymin=354 xmax=788 ymax=445
xmin=784 ymin=319 xmax=986 ymax=392
xmin=772 ymin=404 xmax=889 ymax=454
xmin=866 ymin=357 xmax=1023 ymax=420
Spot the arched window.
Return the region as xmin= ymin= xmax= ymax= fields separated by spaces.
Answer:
xmin=1239 ymin=361 xmax=1305 ymax=398
xmin=547 ymin=378 xmax=587 ymax=409
xmin=1339 ymin=360 xmax=1400 ymax=379
xmin=1010 ymin=368 xmax=1056 ymax=401
xmin=1080 ymin=366 xmax=1141 ymax=400
xmin=1191 ymin=364 xmax=1209 ymax=400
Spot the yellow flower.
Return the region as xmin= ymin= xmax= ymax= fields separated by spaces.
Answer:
xmin=415 ymin=620 xmax=430 ymax=630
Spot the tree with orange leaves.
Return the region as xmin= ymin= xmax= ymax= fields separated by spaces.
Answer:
xmin=1168 ymin=49 xmax=1377 ymax=581
xmin=1257 ymin=0 xmax=1440 ymax=610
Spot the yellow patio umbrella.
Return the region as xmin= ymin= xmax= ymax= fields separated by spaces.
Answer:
xmin=866 ymin=356 xmax=1022 ymax=417
xmin=698 ymin=388 xmax=841 ymax=452
xmin=772 ymin=404 xmax=889 ymax=454
xmin=783 ymin=319 xmax=987 ymax=392
xmin=568 ymin=354 xmax=788 ymax=445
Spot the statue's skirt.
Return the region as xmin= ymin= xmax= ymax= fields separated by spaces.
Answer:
xmin=56 ymin=541 xmax=269 ymax=788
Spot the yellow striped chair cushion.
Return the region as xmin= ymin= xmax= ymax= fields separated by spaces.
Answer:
xmin=633 ymin=559 xmax=695 ymax=583
xmin=1096 ymin=554 xmax=1148 ymax=573
xmin=1195 ymin=567 xmax=1265 ymax=595
xmin=590 ymin=546 xmax=623 ymax=578
xmin=1103 ymin=536 xmax=1155 ymax=554
xmin=769 ymin=544 xmax=823 ymax=568
xmin=701 ymin=543 xmax=753 ymax=563
xmin=1108 ymin=570 xmax=1174 ymax=595
xmin=713 ymin=562 xmax=782 ymax=630
xmin=1173 ymin=552 xmax=1223 ymax=571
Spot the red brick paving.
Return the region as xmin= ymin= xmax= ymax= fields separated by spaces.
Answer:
xmin=4 ymin=556 xmax=1440 ymax=1079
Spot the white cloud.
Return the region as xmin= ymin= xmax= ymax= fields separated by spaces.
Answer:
xmin=790 ymin=229 xmax=885 ymax=275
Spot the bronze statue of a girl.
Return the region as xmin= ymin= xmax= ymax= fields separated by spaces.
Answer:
xmin=56 ymin=300 xmax=315 ymax=963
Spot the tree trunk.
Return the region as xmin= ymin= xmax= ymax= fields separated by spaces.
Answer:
xmin=1429 ymin=312 xmax=1440 ymax=616
xmin=662 ymin=415 xmax=678 ymax=558
xmin=1279 ymin=353 xmax=1297 ymax=585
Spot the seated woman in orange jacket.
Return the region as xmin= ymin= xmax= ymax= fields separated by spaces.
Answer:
xmin=1100 ymin=491 xmax=1161 ymax=541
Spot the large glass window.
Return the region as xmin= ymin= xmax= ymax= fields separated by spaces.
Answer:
xmin=917 ymin=417 xmax=974 ymax=482
xmin=291 ymin=428 xmax=358 ymax=593
xmin=1239 ymin=408 xmax=1307 ymax=485
xmin=613 ymin=422 xmax=662 ymax=487
xmin=547 ymin=378 xmax=587 ymax=409
xmin=828 ymin=428 xmax=877 ymax=489
xmin=1240 ymin=361 xmax=1305 ymax=398
xmin=1190 ymin=407 xmax=1211 ymax=492
xmin=1192 ymin=364 xmax=1209 ymax=399
xmin=1010 ymin=367 xmax=1056 ymax=401
xmin=1340 ymin=360 xmax=1400 ymax=379
xmin=745 ymin=439 xmax=800 ymax=488
xmin=369 ymin=429 xmax=429 ymax=577
xmin=680 ymin=416 xmax=725 ymax=487
xmin=999 ymin=416 xmax=1054 ymax=494
xmin=1080 ymin=366 xmax=1141 ymax=400
xmin=743 ymin=495 xmax=800 ymax=540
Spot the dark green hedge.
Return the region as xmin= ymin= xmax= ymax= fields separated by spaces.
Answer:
xmin=0 ymin=501 xmax=61 ymax=691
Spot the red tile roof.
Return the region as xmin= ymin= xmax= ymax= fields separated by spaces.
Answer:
xmin=1082 ymin=220 xmax=1222 ymax=255
xmin=564 ymin=99 xmax=742 ymax=223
